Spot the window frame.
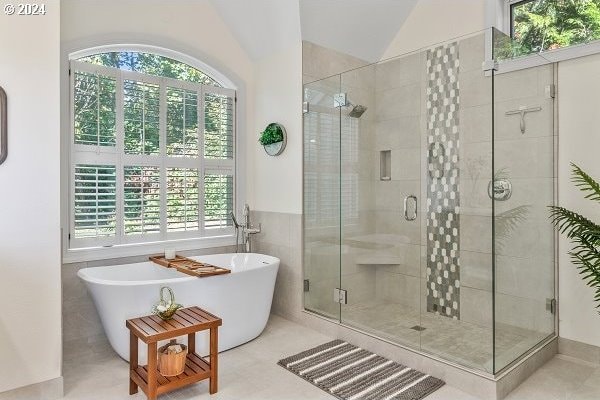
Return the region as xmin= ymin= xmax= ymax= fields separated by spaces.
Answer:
xmin=504 ymin=0 xmax=534 ymax=38
xmin=65 ymin=55 xmax=239 ymax=262
xmin=495 ymin=0 xmax=600 ymax=74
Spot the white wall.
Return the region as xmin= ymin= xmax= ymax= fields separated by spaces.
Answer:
xmin=248 ymin=0 xmax=303 ymax=214
xmin=0 ymin=0 xmax=62 ymax=392
xmin=557 ymin=55 xmax=600 ymax=347
xmin=60 ymin=0 xmax=254 ymax=78
xmin=381 ymin=0 xmax=486 ymax=59
xmin=250 ymin=45 xmax=303 ymax=214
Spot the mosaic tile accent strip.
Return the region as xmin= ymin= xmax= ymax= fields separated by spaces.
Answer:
xmin=425 ymin=42 xmax=461 ymax=320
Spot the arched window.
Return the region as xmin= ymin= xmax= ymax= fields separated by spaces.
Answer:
xmin=69 ymin=51 xmax=236 ymax=251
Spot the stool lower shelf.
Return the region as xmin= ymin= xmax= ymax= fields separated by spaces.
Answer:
xmin=126 ymin=306 xmax=221 ymax=399
xmin=131 ymin=352 xmax=211 ymax=397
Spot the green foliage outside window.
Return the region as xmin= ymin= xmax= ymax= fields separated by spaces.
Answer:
xmin=512 ymin=0 xmax=600 ymax=54
xmin=73 ymin=52 xmax=233 ymax=239
xmin=78 ymin=52 xmax=219 ymax=85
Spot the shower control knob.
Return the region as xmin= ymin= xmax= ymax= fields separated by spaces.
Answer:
xmin=488 ymin=179 xmax=512 ymax=201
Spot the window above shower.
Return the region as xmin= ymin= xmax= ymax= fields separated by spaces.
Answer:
xmin=497 ymin=0 xmax=600 ymax=67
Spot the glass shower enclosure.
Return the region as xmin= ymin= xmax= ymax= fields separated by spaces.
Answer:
xmin=302 ymin=29 xmax=556 ymax=375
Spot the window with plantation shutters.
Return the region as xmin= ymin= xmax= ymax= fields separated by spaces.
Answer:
xmin=166 ymin=87 xmax=199 ymax=157
xmin=124 ymin=80 xmax=160 ymax=155
xmin=204 ymin=92 xmax=234 ymax=159
xmin=204 ymin=172 xmax=234 ymax=229
xmin=73 ymin=71 xmax=116 ymax=146
xmin=123 ymin=166 xmax=161 ymax=236
xmin=73 ymin=164 xmax=117 ymax=242
xmin=69 ymin=56 xmax=236 ymax=251
xmin=166 ymin=168 xmax=200 ymax=232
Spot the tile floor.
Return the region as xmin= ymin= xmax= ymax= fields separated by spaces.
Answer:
xmin=62 ymin=315 xmax=600 ymax=400
xmin=342 ymin=301 xmax=548 ymax=373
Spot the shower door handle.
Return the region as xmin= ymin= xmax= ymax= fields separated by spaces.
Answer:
xmin=404 ymin=195 xmax=418 ymax=221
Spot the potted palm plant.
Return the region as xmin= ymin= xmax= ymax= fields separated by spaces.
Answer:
xmin=550 ymin=163 xmax=600 ymax=310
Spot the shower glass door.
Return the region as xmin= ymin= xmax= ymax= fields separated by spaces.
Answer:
xmin=492 ymin=29 xmax=557 ymax=373
xmin=303 ymin=74 xmax=342 ymax=320
xmin=338 ymin=57 xmax=423 ymax=350
xmin=302 ymin=28 xmax=555 ymax=376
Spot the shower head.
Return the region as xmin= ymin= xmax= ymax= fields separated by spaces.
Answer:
xmin=348 ymin=104 xmax=367 ymax=118
xmin=334 ymin=93 xmax=367 ymax=118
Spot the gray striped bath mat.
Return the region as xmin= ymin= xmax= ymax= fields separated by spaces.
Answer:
xmin=278 ymin=340 xmax=444 ymax=400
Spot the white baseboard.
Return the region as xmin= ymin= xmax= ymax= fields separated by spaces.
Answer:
xmin=0 ymin=376 xmax=63 ymax=400
xmin=559 ymin=337 xmax=600 ymax=365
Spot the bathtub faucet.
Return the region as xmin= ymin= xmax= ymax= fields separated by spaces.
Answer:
xmin=230 ymin=204 xmax=261 ymax=253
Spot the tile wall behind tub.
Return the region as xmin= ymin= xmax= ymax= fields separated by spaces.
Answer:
xmin=61 ymin=246 xmax=235 ymax=358
xmin=250 ymin=211 xmax=303 ymax=318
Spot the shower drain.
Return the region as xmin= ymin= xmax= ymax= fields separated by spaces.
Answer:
xmin=410 ymin=325 xmax=426 ymax=332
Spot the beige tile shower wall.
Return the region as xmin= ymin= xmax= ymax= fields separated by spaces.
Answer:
xmin=302 ymin=41 xmax=378 ymax=315
xmin=342 ymin=57 xmax=376 ymax=240
xmin=302 ymin=41 xmax=369 ymax=84
xmin=372 ymin=51 xmax=424 ymax=307
xmin=493 ymin=62 xmax=556 ymax=335
xmin=457 ymin=33 xmax=495 ymax=328
xmin=252 ymin=208 xmax=375 ymax=318
xmin=61 ymin=246 xmax=235 ymax=354
xmin=458 ymin=32 xmax=556 ymax=333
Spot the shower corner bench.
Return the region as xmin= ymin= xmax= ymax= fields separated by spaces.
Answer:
xmin=126 ymin=306 xmax=222 ymax=400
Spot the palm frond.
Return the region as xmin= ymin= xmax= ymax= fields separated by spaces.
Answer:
xmin=571 ymin=162 xmax=600 ymax=202
xmin=496 ymin=205 xmax=531 ymax=239
xmin=569 ymin=236 xmax=600 ymax=308
xmin=495 ymin=205 xmax=531 ymax=255
xmin=548 ymin=205 xmax=600 ymax=243
xmin=551 ymin=163 xmax=600 ymax=313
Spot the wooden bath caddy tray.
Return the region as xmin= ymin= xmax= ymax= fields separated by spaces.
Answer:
xmin=149 ymin=255 xmax=231 ymax=278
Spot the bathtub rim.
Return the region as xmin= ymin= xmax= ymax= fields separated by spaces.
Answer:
xmin=77 ymin=252 xmax=280 ymax=287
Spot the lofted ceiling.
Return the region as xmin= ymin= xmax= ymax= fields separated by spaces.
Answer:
xmin=209 ymin=0 xmax=418 ymax=63
xmin=299 ymin=0 xmax=418 ymax=62
xmin=208 ymin=0 xmax=301 ymax=62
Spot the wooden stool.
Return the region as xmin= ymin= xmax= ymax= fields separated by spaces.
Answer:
xmin=126 ymin=306 xmax=222 ymax=399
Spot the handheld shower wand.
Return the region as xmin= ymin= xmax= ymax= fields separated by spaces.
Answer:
xmin=230 ymin=211 xmax=242 ymax=252
xmin=230 ymin=211 xmax=240 ymax=228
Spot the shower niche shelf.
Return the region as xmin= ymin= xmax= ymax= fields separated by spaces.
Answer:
xmin=380 ymin=150 xmax=391 ymax=181
xmin=355 ymin=256 xmax=402 ymax=266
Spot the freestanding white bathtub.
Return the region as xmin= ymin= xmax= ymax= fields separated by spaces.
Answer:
xmin=78 ymin=253 xmax=279 ymax=363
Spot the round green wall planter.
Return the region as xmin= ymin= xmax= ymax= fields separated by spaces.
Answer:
xmin=259 ymin=122 xmax=287 ymax=156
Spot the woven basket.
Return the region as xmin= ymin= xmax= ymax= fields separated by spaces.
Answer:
xmin=151 ymin=286 xmax=183 ymax=321
xmin=158 ymin=340 xmax=188 ymax=377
